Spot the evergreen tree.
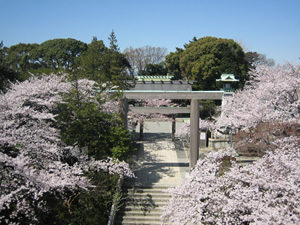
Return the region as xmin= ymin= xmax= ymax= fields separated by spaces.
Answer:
xmin=166 ymin=36 xmax=249 ymax=90
xmin=80 ymin=37 xmax=131 ymax=89
xmin=0 ymin=41 xmax=23 ymax=91
xmin=108 ymin=30 xmax=120 ymax=52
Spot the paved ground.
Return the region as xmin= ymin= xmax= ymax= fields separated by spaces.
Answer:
xmin=128 ymin=119 xmax=190 ymax=187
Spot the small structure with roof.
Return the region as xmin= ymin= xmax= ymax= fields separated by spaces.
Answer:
xmin=131 ymin=75 xmax=192 ymax=91
xmin=216 ymin=74 xmax=239 ymax=92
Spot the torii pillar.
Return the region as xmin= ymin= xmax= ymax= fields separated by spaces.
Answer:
xmin=190 ymin=99 xmax=199 ymax=169
xmin=120 ymin=98 xmax=128 ymax=129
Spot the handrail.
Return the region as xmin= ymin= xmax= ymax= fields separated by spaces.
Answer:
xmin=107 ymin=176 xmax=124 ymax=225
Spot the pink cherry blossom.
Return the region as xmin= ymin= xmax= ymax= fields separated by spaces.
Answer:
xmin=162 ymin=64 xmax=300 ymax=225
xmin=0 ymin=74 xmax=133 ymax=224
xmin=162 ymin=138 xmax=300 ymax=225
xmin=218 ymin=64 xmax=300 ymax=129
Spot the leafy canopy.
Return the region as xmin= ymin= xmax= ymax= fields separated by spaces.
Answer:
xmin=38 ymin=38 xmax=87 ymax=69
xmin=56 ymin=84 xmax=134 ymax=161
xmin=166 ymin=36 xmax=249 ymax=90
xmin=80 ymin=37 xmax=131 ymax=89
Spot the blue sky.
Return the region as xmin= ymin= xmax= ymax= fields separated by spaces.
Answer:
xmin=1 ymin=0 xmax=299 ymax=64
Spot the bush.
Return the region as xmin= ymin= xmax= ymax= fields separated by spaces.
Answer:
xmin=56 ymin=85 xmax=134 ymax=161
xmin=37 ymin=172 xmax=119 ymax=225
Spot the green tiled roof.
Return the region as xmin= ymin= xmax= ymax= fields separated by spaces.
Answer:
xmin=137 ymin=75 xmax=174 ymax=81
xmin=216 ymin=74 xmax=239 ymax=82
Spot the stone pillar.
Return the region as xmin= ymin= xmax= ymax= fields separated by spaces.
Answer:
xmin=190 ymin=99 xmax=199 ymax=169
xmin=171 ymin=114 xmax=176 ymax=141
xmin=120 ymin=98 xmax=128 ymax=129
xmin=139 ymin=119 xmax=144 ymax=140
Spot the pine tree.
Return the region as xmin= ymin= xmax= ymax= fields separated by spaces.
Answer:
xmin=108 ymin=30 xmax=120 ymax=52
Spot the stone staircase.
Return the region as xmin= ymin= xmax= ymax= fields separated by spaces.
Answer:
xmin=115 ymin=185 xmax=171 ymax=225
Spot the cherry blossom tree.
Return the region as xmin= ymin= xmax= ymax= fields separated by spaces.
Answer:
xmin=176 ymin=119 xmax=216 ymax=144
xmin=162 ymin=137 xmax=300 ymax=225
xmin=162 ymin=64 xmax=300 ymax=224
xmin=176 ymin=64 xmax=299 ymax=141
xmin=128 ymin=98 xmax=173 ymax=131
xmin=218 ymin=64 xmax=300 ymax=129
xmin=0 ymin=75 xmax=133 ymax=224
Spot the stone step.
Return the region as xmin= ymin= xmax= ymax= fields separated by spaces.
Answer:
xmin=123 ymin=201 xmax=168 ymax=208
xmin=116 ymin=185 xmax=172 ymax=225
xmin=125 ymin=185 xmax=173 ymax=189
xmin=124 ymin=194 xmax=169 ymax=201
xmin=119 ymin=215 xmax=161 ymax=223
xmin=121 ymin=211 xmax=162 ymax=217
xmin=125 ymin=186 xmax=172 ymax=193
xmin=127 ymin=188 xmax=168 ymax=193
xmin=125 ymin=192 xmax=170 ymax=197
xmin=125 ymin=195 xmax=171 ymax=202
xmin=118 ymin=186 xmax=173 ymax=219
xmin=125 ymin=194 xmax=171 ymax=203
xmin=126 ymin=189 xmax=171 ymax=195
xmin=115 ymin=213 xmax=164 ymax=225
xmin=122 ymin=206 xmax=165 ymax=213
xmin=116 ymin=221 xmax=163 ymax=225
xmin=125 ymin=192 xmax=171 ymax=200
xmin=124 ymin=201 xmax=169 ymax=207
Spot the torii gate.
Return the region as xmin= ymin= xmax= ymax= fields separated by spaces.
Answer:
xmin=119 ymin=90 xmax=224 ymax=169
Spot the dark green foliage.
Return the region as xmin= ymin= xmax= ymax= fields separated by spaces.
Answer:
xmin=165 ymin=47 xmax=184 ymax=80
xmin=245 ymin=51 xmax=275 ymax=69
xmin=53 ymin=84 xmax=134 ymax=222
xmin=80 ymin=37 xmax=131 ymax=89
xmin=0 ymin=41 xmax=25 ymax=91
xmin=138 ymin=62 xmax=168 ymax=75
xmin=0 ymin=144 xmax=20 ymax=158
xmin=103 ymin=49 xmax=132 ymax=90
xmin=0 ymin=39 xmax=88 ymax=86
xmin=56 ymin=85 xmax=134 ymax=161
xmin=0 ymin=41 xmax=5 ymax=64
xmin=180 ymin=37 xmax=249 ymax=90
xmin=5 ymin=43 xmax=41 ymax=73
xmin=80 ymin=38 xmax=107 ymax=81
xmin=0 ymin=65 xmax=22 ymax=91
xmin=166 ymin=37 xmax=249 ymax=89
xmin=36 ymin=173 xmax=119 ymax=225
xmin=109 ymin=30 xmax=120 ymax=52
xmin=0 ymin=42 xmax=26 ymax=91
xmin=1 ymin=38 xmax=87 ymax=74
xmin=199 ymin=100 xmax=216 ymax=120
xmin=0 ymin=172 xmax=119 ymax=225
xmin=45 ymin=80 xmax=134 ymax=224
xmin=1 ymin=35 xmax=132 ymax=89
xmin=109 ymin=125 xmax=134 ymax=159
xmin=27 ymin=67 xmax=65 ymax=76
xmin=37 ymin=38 xmax=87 ymax=70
